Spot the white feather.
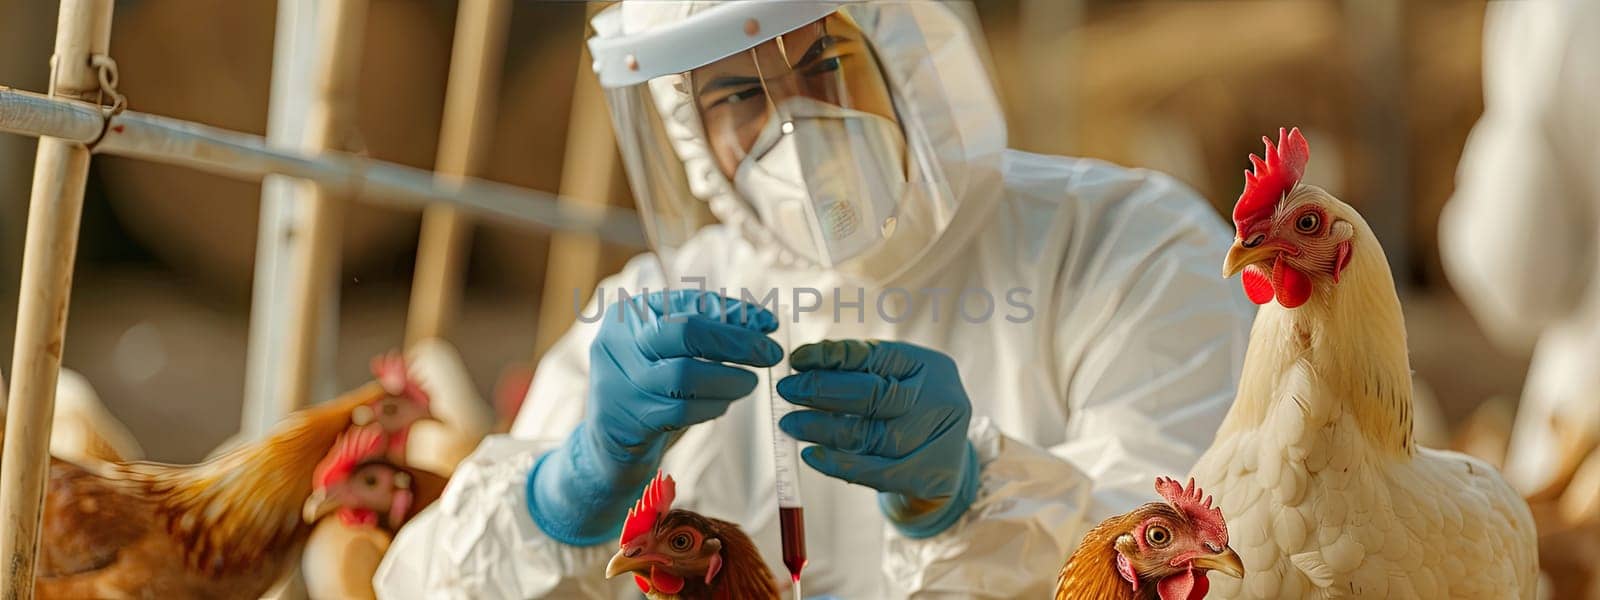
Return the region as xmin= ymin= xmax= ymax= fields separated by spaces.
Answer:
xmin=1290 ymin=551 xmax=1336 ymax=587
xmin=404 ymin=339 xmax=493 ymax=476
xmin=1192 ymin=190 xmax=1538 ymax=599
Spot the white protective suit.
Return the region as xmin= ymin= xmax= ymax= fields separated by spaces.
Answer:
xmin=1440 ymin=0 xmax=1600 ymax=493
xmin=375 ymin=1 xmax=1254 ymax=597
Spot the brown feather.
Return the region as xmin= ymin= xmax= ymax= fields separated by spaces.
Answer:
xmin=643 ymin=511 xmax=779 ymax=600
xmin=32 ymin=382 xmax=390 ymax=599
xmin=37 ymin=458 xmax=151 ymax=577
xmin=105 ymin=382 xmax=387 ymax=574
xmin=703 ymin=515 xmax=779 ymax=600
xmin=1056 ymin=507 xmax=1169 ymax=600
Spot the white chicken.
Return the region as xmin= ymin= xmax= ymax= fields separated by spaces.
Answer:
xmin=50 ymin=368 xmax=145 ymax=463
xmin=401 ymin=338 xmax=493 ymax=476
xmin=0 ymin=367 xmax=144 ymax=464
xmin=1190 ymin=128 xmax=1538 ymax=599
xmin=301 ymin=519 xmax=391 ymax=600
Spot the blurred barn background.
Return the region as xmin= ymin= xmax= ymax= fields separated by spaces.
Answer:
xmin=0 ymin=1 xmax=1515 ymax=465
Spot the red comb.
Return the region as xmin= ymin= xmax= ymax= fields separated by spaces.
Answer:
xmin=1233 ymin=127 xmax=1310 ymax=231
xmin=621 ymin=471 xmax=676 ymax=546
xmin=371 ymin=351 xmax=430 ymax=409
xmin=314 ymin=425 xmax=386 ymax=490
xmin=1156 ymin=477 xmax=1228 ymax=546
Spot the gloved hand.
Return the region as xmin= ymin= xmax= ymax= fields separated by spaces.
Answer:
xmin=776 ymin=340 xmax=980 ymax=538
xmin=528 ymin=290 xmax=782 ymax=546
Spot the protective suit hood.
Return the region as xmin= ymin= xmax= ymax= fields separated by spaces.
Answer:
xmin=590 ymin=0 xmax=1007 ymax=283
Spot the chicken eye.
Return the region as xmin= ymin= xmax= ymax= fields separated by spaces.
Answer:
xmin=669 ymin=533 xmax=693 ymax=552
xmin=1296 ymin=212 xmax=1320 ymax=233
xmin=363 ymin=474 xmax=378 ymax=487
xmin=1145 ymin=525 xmax=1171 ymax=547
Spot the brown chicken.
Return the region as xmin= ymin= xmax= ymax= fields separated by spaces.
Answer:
xmin=303 ymin=424 xmax=448 ymax=529
xmin=30 ymin=352 xmax=432 ymax=599
xmin=299 ymin=424 xmax=449 ymax=600
xmin=604 ymin=472 xmax=779 ymax=600
xmin=1056 ymin=478 xmax=1244 ymax=600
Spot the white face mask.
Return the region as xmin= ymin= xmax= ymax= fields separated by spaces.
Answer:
xmin=732 ymin=97 xmax=907 ymax=268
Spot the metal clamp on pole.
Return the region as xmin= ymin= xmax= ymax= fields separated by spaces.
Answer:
xmin=84 ymin=53 xmax=125 ymax=152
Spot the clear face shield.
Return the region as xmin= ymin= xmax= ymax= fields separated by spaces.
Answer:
xmin=701 ymin=16 xmax=908 ymax=268
xmin=591 ymin=3 xmax=960 ymax=280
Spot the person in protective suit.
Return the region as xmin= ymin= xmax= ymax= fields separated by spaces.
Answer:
xmin=376 ymin=2 xmax=1255 ymax=597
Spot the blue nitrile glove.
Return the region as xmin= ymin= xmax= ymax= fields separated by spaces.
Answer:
xmin=527 ymin=290 xmax=782 ymax=546
xmin=776 ymin=340 xmax=980 ymax=538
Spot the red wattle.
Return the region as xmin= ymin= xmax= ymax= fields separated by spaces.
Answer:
xmin=1271 ymin=256 xmax=1312 ymax=308
xmin=651 ymin=567 xmax=686 ymax=594
xmin=1157 ymin=567 xmax=1197 ymax=600
xmin=1190 ymin=573 xmax=1210 ymax=599
xmin=338 ymin=508 xmax=378 ymax=528
xmin=1240 ymin=265 xmax=1274 ymax=305
xmin=634 ymin=574 xmax=650 ymax=593
xmin=389 ymin=489 xmax=414 ymax=530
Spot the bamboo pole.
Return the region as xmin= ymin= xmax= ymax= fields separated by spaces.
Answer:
xmin=0 ymin=86 xmax=646 ymax=246
xmin=405 ymin=0 xmax=512 ymax=347
xmin=274 ymin=0 xmax=368 ymax=421
xmin=0 ymin=0 xmax=113 ymax=596
xmin=244 ymin=0 xmax=335 ymax=438
xmin=535 ymin=2 xmax=621 ymax=359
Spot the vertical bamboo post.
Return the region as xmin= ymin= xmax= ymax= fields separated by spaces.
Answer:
xmin=242 ymin=0 xmax=323 ymax=438
xmin=0 ymin=1 xmax=113 ymax=596
xmin=278 ymin=0 xmax=367 ymax=412
xmin=405 ymin=0 xmax=512 ymax=347
xmin=534 ymin=3 xmax=620 ymax=358
xmin=242 ymin=0 xmax=368 ymax=437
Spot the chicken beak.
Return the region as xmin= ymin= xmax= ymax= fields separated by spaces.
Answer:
xmin=605 ymin=549 xmax=651 ymax=579
xmin=302 ymin=489 xmax=337 ymax=524
xmin=1193 ymin=546 xmax=1245 ymax=579
xmin=1223 ymin=240 xmax=1278 ymax=278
